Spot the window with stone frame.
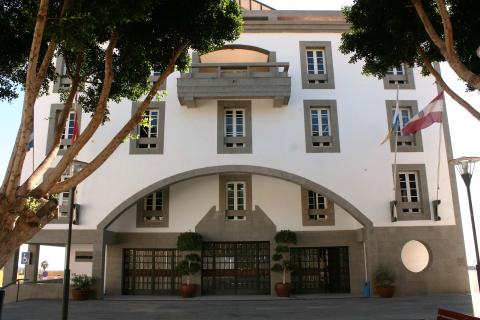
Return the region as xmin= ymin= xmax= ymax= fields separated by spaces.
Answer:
xmin=217 ymin=101 xmax=252 ymax=154
xmin=301 ymin=188 xmax=334 ymax=226
xmin=394 ymin=164 xmax=431 ymax=221
xmin=383 ymin=64 xmax=415 ymax=89
xmin=129 ymin=101 xmax=165 ymax=154
xmin=136 ymin=189 xmax=169 ymax=227
xmin=219 ymin=174 xmax=252 ymax=221
xmin=53 ymin=56 xmax=72 ymax=93
xmin=304 ymin=100 xmax=340 ymax=153
xmin=299 ymin=41 xmax=335 ymax=89
xmin=46 ymin=104 xmax=82 ymax=156
xmin=385 ymin=100 xmax=423 ymax=152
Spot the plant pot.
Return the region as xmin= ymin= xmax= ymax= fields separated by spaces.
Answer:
xmin=274 ymin=283 xmax=291 ymax=297
xmin=376 ymin=286 xmax=394 ymax=298
xmin=180 ymin=284 xmax=197 ymax=298
xmin=71 ymin=288 xmax=91 ymax=301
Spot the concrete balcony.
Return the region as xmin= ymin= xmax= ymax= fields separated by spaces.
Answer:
xmin=177 ymin=62 xmax=291 ymax=108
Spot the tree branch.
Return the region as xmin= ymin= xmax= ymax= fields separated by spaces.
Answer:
xmin=33 ymin=33 xmax=120 ymax=195
xmin=51 ymin=43 xmax=188 ymax=193
xmin=19 ymin=58 xmax=83 ymax=195
xmin=410 ymin=0 xmax=446 ymax=54
xmin=418 ymin=46 xmax=480 ymax=121
xmin=4 ymin=0 xmax=50 ymax=203
xmin=434 ymin=0 xmax=480 ymax=90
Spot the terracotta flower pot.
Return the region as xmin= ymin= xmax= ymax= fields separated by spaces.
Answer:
xmin=71 ymin=288 xmax=91 ymax=301
xmin=376 ymin=286 xmax=394 ymax=298
xmin=275 ymin=283 xmax=291 ymax=297
xmin=180 ymin=284 xmax=197 ymax=298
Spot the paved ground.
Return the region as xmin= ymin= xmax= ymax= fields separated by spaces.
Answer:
xmin=1 ymin=294 xmax=474 ymax=320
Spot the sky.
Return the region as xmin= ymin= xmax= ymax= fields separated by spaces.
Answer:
xmin=1 ymin=0 xmax=480 ymax=297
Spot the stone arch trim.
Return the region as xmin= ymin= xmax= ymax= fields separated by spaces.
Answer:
xmin=198 ymin=44 xmax=274 ymax=62
xmin=98 ymin=165 xmax=373 ymax=231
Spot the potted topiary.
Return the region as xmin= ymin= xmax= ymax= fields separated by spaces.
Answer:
xmin=71 ymin=274 xmax=94 ymax=301
xmin=176 ymin=231 xmax=203 ymax=298
xmin=271 ymin=230 xmax=297 ymax=297
xmin=373 ymin=265 xmax=396 ymax=298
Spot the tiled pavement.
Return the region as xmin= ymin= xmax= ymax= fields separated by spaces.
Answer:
xmin=1 ymin=294 xmax=474 ymax=320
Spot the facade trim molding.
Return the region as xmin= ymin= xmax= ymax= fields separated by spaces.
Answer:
xmin=98 ymin=165 xmax=374 ymax=231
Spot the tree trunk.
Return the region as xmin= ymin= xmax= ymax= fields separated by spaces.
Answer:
xmin=0 ymin=197 xmax=58 ymax=269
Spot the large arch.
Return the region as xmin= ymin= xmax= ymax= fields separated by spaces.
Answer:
xmin=98 ymin=165 xmax=373 ymax=231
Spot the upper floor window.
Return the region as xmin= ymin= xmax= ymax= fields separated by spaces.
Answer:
xmin=136 ymin=189 xmax=169 ymax=227
xmin=53 ymin=56 xmax=72 ymax=93
xmin=385 ymin=100 xmax=423 ymax=152
xmin=220 ymin=174 xmax=252 ymax=221
xmin=217 ymin=101 xmax=252 ymax=154
xmin=299 ymin=41 xmax=335 ymax=89
xmin=301 ymin=188 xmax=334 ymax=226
xmin=225 ymin=109 xmax=245 ymax=148
xmin=59 ymin=111 xmax=76 ymax=150
xmin=394 ymin=164 xmax=430 ymax=221
xmin=383 ymin=64 xmax=415 ymax=89
xmin=129 ymin=101 xmax=165 ymax=155
xmin=46 ymin=104 xmax=82 ymax=156
xmin=304 ymin=100 xmax=340 ymax=153
xmin=139 ymin=109 xmax=159 ymax=149
xmin=226 ymin=182 xmax=246 ymax=211
xmin=306 ymin=49 xmax=325 ymax=75
xmin=386 ymin=65 xmax=405 ymax=76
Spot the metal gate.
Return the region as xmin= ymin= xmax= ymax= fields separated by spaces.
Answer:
xmin=290 ymin=246 xmax=350 ymax=294
xmin=122 ymin=248 xmax=181 ymax=295
xmin=202 ymin=242 xmax=270 ymax=295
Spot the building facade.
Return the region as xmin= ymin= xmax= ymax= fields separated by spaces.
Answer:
xmin=2 ymin=1 xmax=469 ymax=299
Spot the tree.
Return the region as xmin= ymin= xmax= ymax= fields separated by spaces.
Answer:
xmin=340 ymin=0 xmax=480 ymax=121
xmin=0 ymin=0 xmax=242 ymax=268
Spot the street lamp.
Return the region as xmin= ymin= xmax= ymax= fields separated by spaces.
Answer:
xmin=450 ymin=156 xmax=480 ymax=292
xmin=61 ymin=160 xmax=87 ymax=320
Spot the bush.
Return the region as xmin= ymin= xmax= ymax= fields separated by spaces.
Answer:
xmin=373 ymin=265 xmax=395 ymax=288
xmin=71 ymin=274 xmax=94 ymax=290
xmin=274 ymin=230 xmax=297 ymax=245
xmin=177 ymin=232 xmax=203 ymax=251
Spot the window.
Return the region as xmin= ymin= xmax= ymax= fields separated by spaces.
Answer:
xmin=304 ymin=100 xmax=340 ymax=153
xmin=385 ymin=100 xmax=423 ymax=152
xmin=383 ymin=64 xmax=415 ymax=89
xmin=301 ymin=188 xmax=334 ymax=226
xmin=219 ymin=174 xmax=252 ymax=221
xmin=53 ymin=56 xmax=72 ymax=93
xmin=299 ymin=41 xmax=335 ymax=89
xmin=136 ymin=189 xmax=169 ymax=227
xmin=46 ymin=104 xmax=82 ymax=156
xmin=129 ymin=101 xmax=165 ymax=154
xmin=217 ymin=101 xmax=252 ymax=154
xmin=394 ymin=164 xmax=430 ymax=220
xmin=57 ymin=170 xmax=71 ymax=219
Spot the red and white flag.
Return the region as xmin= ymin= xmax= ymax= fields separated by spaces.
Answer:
xmin=402 ymin=91 xmax=444 ymax=135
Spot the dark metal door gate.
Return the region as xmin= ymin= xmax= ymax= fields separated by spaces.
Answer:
xmin=290 ymin=246 xmax=350 ymax=294
xmin=202 ymin=242 xmax=270 ymax=295
xmin=123 ymin=248 xmax=181 ymax=295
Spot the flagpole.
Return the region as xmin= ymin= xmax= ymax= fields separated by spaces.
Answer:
xmin=435 ymin=118 xmax=443 ymax=202
xmin=392 ymin=83 xmax=400 ymax=218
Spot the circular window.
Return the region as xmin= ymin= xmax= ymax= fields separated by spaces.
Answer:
xmin=401 ymin=240 xmax=430 ymax=273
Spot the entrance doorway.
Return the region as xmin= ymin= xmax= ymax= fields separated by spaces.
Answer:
xmin=201 ymin=242 xmax=270 ymax=295
xmin=290 ymin=247 xmax=350 ymax=294
xmin=122 ymin=248 xmax=181 ymax=295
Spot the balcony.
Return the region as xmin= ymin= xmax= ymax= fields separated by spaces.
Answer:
xmin=177 ymin=61 xmax=291 ymax=108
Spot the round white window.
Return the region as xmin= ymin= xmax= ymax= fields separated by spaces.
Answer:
xmin=401 ymin=240 xmax=430 ymax=273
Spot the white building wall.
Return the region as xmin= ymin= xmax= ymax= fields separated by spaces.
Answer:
xmin=25 ymin=31 xmax=456 ymax=231
xmin=69 ymin=244 xmax=93 ymax=277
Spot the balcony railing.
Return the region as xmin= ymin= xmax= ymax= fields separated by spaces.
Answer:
xmin=177 ymin=62 xmax=291 ymax=108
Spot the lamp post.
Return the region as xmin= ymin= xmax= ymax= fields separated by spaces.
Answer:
xmin=61 ymin=160 xmax=87 ymax=320
xmin=450 ymin=156 xmax=480 ymax=291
